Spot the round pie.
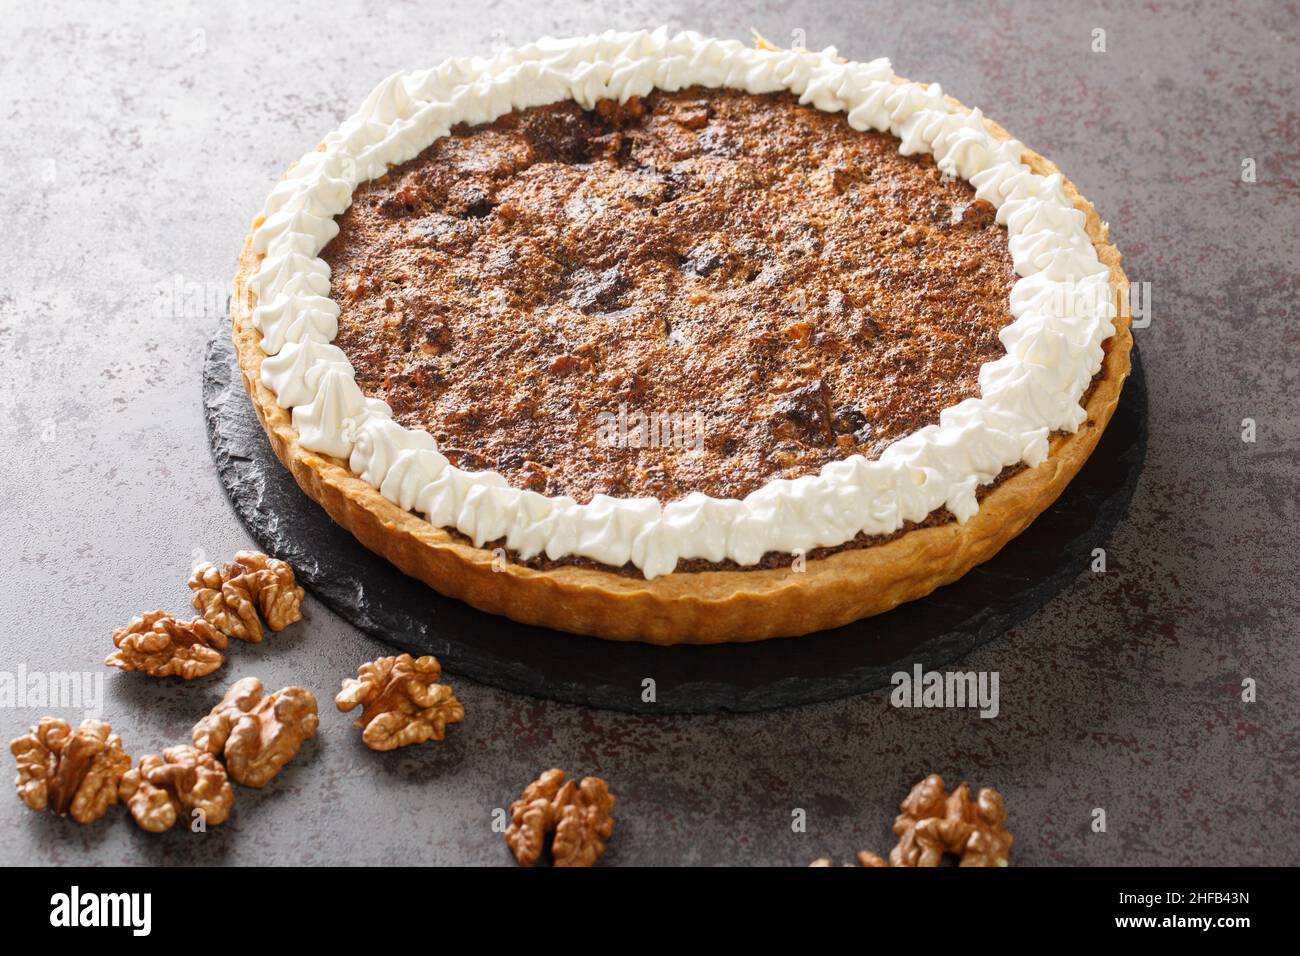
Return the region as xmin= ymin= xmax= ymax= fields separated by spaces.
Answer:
xmin=231 ymin=30 xmax=1131 ymax=644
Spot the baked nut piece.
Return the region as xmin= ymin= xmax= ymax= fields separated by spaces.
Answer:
xmin=192 ymin=677 xmax=319 ymax=787
xmin=105 ymin=610 xmax=227 ymax=680
xmin=335 ymin=653 xmax=463 ymax=751
xmin=809 ymin=851 xmax=888 ymax=867
xmin=119 ymin=745 xmax=235 ymax=833
xmin=232 ymin=32 xmax=1132 ymax=643
xmin=890 ymin=774 xmax=1013 ymax=867
xmin=188 ymin=550 xmax=304 ymax=642
xmin=10 ymin=718 xmax=131 ymax=824
xmin=505 ymin=769 xmax=616 ymax=867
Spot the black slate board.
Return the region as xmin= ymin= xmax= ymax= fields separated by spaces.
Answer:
xmin=203 ymin=323 xmax=1146 ymax=713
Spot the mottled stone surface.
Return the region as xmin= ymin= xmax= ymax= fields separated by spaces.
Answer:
xmin=0 ymin=1 xmax=1296 ymax=866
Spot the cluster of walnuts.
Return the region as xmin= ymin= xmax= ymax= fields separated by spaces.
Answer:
xmin=105 ymin=551 xmax=304 ymax=680
xmin=12 ymin=546 xmax=478 ymax=839
xmin=67 ymin=546 xmax=624 ymax=864
xmin=11 ymin=677 xmax=320 ymax=833
xmin=810 ymin=774 xmax=1014 ymax=868
xmin=10 ymin=653 xmax=477 ymax=834
xmin=13 ymin=550 xmax=320 ymax=832
xmin=117 ymin=676 xmax=319 ymax=833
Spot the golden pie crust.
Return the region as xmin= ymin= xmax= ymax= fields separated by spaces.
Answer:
xmin=231 ymin=89 xmax=1131 ymax=645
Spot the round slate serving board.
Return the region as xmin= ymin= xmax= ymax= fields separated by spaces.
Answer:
xmin=203 ymin=323 xmax=1147 ymax=713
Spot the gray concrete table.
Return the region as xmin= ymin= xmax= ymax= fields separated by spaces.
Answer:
xmin=1 ymin=0 xmax=1296 ymax=866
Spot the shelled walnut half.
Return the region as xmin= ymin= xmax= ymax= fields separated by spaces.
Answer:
xmin=505 ymin=769 xmax=616 ymax=867
xmin=890 ymin=774 xmax=1013 ymax=867
xmin=192 ymin=677 xmax=319 ymax=787
xmin=105 ymin=610 xmax=227 ymax=680
xmin=188 ymin=550 xmax=304 ymax=642
xmin=119 ymin=745 xmax=234 ymax=833
xmin=335 ymin=653 xmax=463 ymax=751
xmin=10 ymin=718 xmax=131 ymax=824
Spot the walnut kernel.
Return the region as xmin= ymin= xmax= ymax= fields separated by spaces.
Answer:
xmin=505 ymin=769 xmax=616 ymax=867
xmin=890 ymin=774 xmax=1012 ymax=867
xmin=189 ymin=550 xmax=304 ymax=642
xmin=119 ymin=745 xmax=234 ymax=833
xmin=10 ymin=718 xmax=131 ymax=824
xmin=335 ymin=653 xmax=463 ymax=751
xmin=105 ymin=610 xmax=227 ymax=680
xmin=192 ymin=677 xmax=319 ymax=787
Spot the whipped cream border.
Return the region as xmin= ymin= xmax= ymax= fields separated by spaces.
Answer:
xmin=248 ymin=28 xmax=1117 ymax=579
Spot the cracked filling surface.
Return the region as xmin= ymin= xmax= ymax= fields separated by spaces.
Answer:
xmin=324 ymin=87 xmax=1019 ymax=507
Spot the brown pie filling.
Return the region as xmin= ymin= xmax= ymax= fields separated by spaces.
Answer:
xmin=322 ymin=87 xmax=1028 ymax=571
